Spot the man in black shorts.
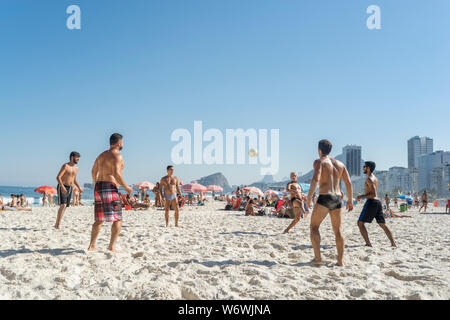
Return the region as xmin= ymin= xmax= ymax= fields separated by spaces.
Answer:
xmin=305 ymin=140 xmax=353 ymax=266
xmin=356 ymin=161 xmax=396 ymax=247
xmin=55 ymin=152 xmax=83 ymax=229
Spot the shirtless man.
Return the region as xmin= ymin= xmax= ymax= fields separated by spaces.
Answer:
xmin=384 ymin=194 xmax=390 ymax=210
xmin=54 ymin=152 xmax=83 ymax=229
xmin=160 ymin=165 xmax=182 ymax=227
xmin=356 ymin=161 xmax=396 ymax=248
xmin=283 ymin=172 xmax=307 ymax=233
xmin=88 ymin=133 xmax=133 ymax=252
xmin=419 ymin=190 xmax=428 ymax=213
xmin=305 ymin=140 xmax=353 ymax=266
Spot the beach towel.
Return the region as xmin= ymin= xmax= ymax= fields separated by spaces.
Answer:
xmin=94 ymin=181 xmax=122 ymax=222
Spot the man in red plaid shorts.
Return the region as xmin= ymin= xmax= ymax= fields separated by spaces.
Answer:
xmin=88 ymin=133 xmax=133 ymax=252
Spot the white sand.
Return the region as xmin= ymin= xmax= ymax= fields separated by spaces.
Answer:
xmin=0 ymin=202 xmax=449 ymax=300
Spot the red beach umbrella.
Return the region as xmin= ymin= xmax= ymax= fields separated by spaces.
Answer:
xmin=34 ymin=186 xmax=57 ymax=194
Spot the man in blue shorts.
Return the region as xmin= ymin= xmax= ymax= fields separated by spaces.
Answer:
xmin=356 ymin=161 xmax=396 ymax=247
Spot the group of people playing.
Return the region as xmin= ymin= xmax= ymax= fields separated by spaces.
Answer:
xmin=25 ymin=134 xmax=437 ymax=266
xmin=383 ymin=190 xmax=430 ymax=214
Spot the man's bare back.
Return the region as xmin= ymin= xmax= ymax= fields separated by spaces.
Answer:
xmin=315 ymin=157 xmax=345 ymax=195
xmin=93 ymin=150 xmax=124 ymax=187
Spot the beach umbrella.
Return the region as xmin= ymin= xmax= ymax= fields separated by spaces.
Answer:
xmin=243 ymin=186 xmax=263 ymax=196
xmin=134 ymin=181 xmax=155 ymax=190
xmin=34 ymin=186 xmax=57 ymax=194
xmin=264 ymin=189 xmax=280 ymax=196
xmin=207 ymin=185 xmax=223 ymax=192
xmin=182 ymin=182 xmax=208 ymax=193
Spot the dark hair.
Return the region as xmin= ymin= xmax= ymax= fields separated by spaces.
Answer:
xmin=318 ymin=139 xmax=332 ymax=155
xmin=167 ymin=165 xmax=174 ymax=170
xmin=110 ymin=133 xmax=123 ymax=145
xmin=364 ymin=161 xmax=376 ymax=173
xmin=70 ymin=151 xmax=80 ymax=159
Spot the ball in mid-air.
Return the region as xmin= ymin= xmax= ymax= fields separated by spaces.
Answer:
xmin=248 ymin=148 xmax=258 ymax=158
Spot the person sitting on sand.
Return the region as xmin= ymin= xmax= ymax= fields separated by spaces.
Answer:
xmin=127 ymin=195 xmax=149 ymax=210
xmin=385 ymin=207 xmax=411 ymax=218
xmin=178 ymin=194 xmax=185 ymax=208
xmin=19 ymin=194 xmax=29 ymax=208
xmin=143 ymin=194 xmax=151 ymax=206
xmin=245 ymin=198 xmax=256 ymax=216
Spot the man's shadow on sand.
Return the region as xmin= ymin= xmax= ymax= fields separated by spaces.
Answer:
xmin=0 ymin=248 xmax=85 ymax=258
xmin=168 ymin=259 xmax=277 ymax=268
xmin=219 ymin=231 xmax=277 ymax=237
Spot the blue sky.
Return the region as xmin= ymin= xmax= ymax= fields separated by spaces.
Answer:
xmin=0 ymin=0 xmax=449 ymax=187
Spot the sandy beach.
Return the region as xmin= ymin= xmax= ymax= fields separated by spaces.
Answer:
xmin=0 ymin=201 xmax=449 ymax=300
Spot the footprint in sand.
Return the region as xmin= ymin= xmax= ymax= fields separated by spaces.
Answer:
xmin=385 ymin=271 xmax=430 ymax=282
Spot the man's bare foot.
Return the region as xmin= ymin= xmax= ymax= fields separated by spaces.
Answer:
xmin=283 ymin=229 xmax=289 ymax=234
xmin=311 ymin=258 xmax=324 ymax=265
xmin=336 ymin=260 xmax=344 ymax=267
xmin=107 ymin=247 xmax=119 ymax=253
xmin=87 ymin=245 xmax=97 ymax=252
xmin=391 ymin=243 xmax=397 ymax=248
xmin=365 ymin=244 xmax=372 ymax=247
xmin=54 ymin=225 xmax=60 ymax=229
xmin=175 ymin=225 xmax=183 ymax=228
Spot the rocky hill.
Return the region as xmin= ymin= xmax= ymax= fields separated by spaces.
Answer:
xmin=195 ymin=172 xmax=232 ymax=193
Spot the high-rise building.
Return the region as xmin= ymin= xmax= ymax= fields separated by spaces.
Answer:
xmin=408 ymin=136 xmax=433 ymax=169
xmin=386 ymin=167 xmax=410 ymax=192
xmin=418 ymin=151 xmax=450 ymax=191
xmin=430 ymin=163 xmax=450 ymax=198
xmin=343 ymin=145 xmax=362 ymax=177
xmin=408 ymin=167 xmax=419 ymax=193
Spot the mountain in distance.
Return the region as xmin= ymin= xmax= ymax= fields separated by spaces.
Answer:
xmin=194 ymin=172 xmax=232 ymax=193
xmin=260 ymin=175 xmax=274 ymax=183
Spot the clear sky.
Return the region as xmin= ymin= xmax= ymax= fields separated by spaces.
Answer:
xmin=1 ymin=0 xmax=449 ymax=187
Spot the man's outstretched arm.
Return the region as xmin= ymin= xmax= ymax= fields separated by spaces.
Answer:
xmin=56 ymin=164 xmax=68 ymax=194
xmin=342 ymin=167 xmax=353 ymax=211
xmin=91 ymin=158 xmax=99 ymax=185
xmin=306 ymin=160 xmax=321 ymax=208
xmin=112 ymin=155 xmax=132 ymax=194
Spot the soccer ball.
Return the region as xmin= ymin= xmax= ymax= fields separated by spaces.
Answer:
xmin=248 ymin=148 xmax=258 ymax=158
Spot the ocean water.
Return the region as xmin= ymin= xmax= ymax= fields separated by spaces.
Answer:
xmin=0 ymin=185 xmax=155 ymax=206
